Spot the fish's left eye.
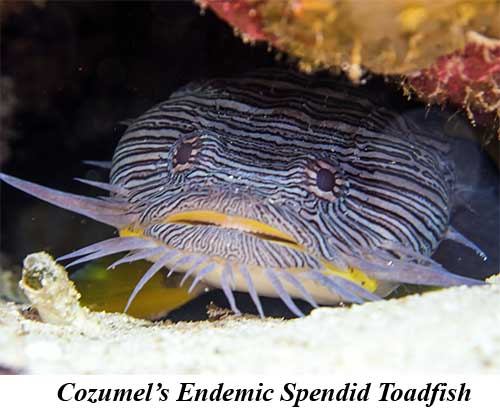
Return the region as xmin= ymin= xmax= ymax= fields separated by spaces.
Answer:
xmin=173 ymin=135 xmax=200 ymax=169
xmin=307 ymin=159 xmax=349 ymax=202
xmin=316 ymin=168 xmax=336 ymax=192
xmin=176 ymin=142 xmax=193 ymax=165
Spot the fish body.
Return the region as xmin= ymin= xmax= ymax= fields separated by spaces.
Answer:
xmin=0 ymin=70 xmax=485 ymax=317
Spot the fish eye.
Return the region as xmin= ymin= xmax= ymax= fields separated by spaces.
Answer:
xmin=175 ymin=142 xmax=193 ymax=165
xmin=307 ymin=159 xmax=349 ymax=202
xmin=316 ymin=168 xmax=336 ymax=192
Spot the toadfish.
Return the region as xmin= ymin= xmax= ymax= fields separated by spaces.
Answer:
xmin=0 ymin=69 xmax=487 ymax=317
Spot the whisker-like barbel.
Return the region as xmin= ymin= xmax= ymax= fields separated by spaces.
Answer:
xmin=180 ymin=256 xmax=210 ymax=287
xmin=240 ymin=265 xmax=265 ymax=318
xmin=309 ymin=271 xmax=365 ymax=305
xmin=82 ymin=160 xmax=113 ymax=169
xmin=266 ymin=269 xmax=304 ymax=317
xmin=221 ymin=264 xmax=241 ymax=315
xmin=0 ymin=173 xmax=133 ymax=228
xmin=281 ymin=271 xmax=318 ymax=309
xmin=108 ymin=247 xmax=166 ymax=270
xmin=124 ymin=250 xmax=179 ymax=312
xmin=167 ymin=255 xmax=198 ymax=278
xmin=58 ymin=237 xmax=156 ymax=262
xmin=189 ymin=262 xmax=217 ymax=294
xmin=444 ymin=226 xmax=488 ymax=261
xmin=74 ymin=178 xmax=129 ymax=196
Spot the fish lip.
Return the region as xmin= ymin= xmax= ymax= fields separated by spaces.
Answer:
xmin=162 ymin=210 xmax=301 ymax=248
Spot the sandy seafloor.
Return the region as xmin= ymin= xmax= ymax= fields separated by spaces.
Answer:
xmin=0 ymin=252 xmax=498 ymax=374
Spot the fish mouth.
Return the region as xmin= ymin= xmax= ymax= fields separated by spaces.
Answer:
xmin=163 ymin=210 xmax=300 ymax=248
xmin=119 ymin=209 xmax=382 ymax=305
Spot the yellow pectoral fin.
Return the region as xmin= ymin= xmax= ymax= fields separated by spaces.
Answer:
xmin=119 ymin=227 xmax=146 ymax=238
xmin=321 ymin=260 xmax=379 ymax=292
xmin=71 ymin=257 xmax=203 ymax=319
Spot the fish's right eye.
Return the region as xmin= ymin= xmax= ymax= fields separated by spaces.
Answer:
xmin=173 ymin=135 xmax=200 ymax=169
xmin=306 ymin=159 xmax=349 ymax=202
xmin=175 ymin=142 xmax=193 ymax=165
xmin=316 ymin=168 xmax=336 ymax=192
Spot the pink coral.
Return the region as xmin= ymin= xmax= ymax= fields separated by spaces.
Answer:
xmin=406 ymin=32 xmax=500 ymax=132
xmin=197 ymin=0 xmax=270 ymax=42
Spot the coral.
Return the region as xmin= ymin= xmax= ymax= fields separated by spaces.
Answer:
xmin=15 ymin=252 xmax=199 ymax=321
xmin=404 ymin=32 xmax=500 ymax=138
xmin=19 ymin=252 xmax=99 ymax=327
xmin=17 ymin=252 xmax=149 ymax=333
xmin=197 ymin=0 xmax=270 ymax=43
xmin=199 ymin=0 xmax=499 ymax=75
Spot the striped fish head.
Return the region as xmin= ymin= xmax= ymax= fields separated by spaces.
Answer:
xmin=113 ymin=128 xmax=344 ymax=254
xmin=108 ymin=87 xmax=472 ymax=312
xmin=110 ymin=128 xmax=346 ymax=299
xmin=0 ymin=70 xmax=487 ymax=318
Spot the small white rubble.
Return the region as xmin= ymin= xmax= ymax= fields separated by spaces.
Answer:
xmin=0 ymin=252 xmax=499 ymax=374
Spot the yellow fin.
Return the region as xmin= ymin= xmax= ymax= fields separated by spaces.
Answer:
xmin=71 ymin=257 xmax=202 ymax=319
xmin=119 ymin=227 xmax=146 ymax=238
xmin=321 ymin=260 xmax=378 ymax=292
